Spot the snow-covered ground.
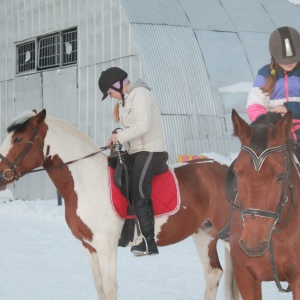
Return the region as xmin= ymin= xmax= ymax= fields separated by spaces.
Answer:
xmin=0 ymin=152 xmax=292 ymax=299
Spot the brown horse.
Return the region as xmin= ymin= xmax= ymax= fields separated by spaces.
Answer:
xmin=0 ymin=109 xmax=239 ymax=300
xmin=229 ymin=109 xmax=300 ymax=299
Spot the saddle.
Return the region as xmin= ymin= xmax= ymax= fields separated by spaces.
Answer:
xmin=108 ymin=149 xmax=169 ymax=247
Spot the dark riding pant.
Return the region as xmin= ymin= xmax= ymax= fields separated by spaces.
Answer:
xmin=129 ymin=151 xmax=168 ymax=203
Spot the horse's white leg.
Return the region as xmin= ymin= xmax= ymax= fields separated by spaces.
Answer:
xmin=85 ymin=249 xmax=105 ymax=300
xmin=94 ymin=238 xmax=119 ymax=300
xmin=192 ymin=230 xmax=223 ymax=300
xmin=223 ymin=242 xmax=241 ymax=300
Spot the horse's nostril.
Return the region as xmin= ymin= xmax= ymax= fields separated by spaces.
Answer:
xmin=239 ymin=239 xmax=269 ymax=257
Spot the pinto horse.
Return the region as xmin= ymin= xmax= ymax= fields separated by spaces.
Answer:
xmin=229 ymin=109 xmax=300 ymax=299
xmin=0 ymin=109 xmax=239 ymax=300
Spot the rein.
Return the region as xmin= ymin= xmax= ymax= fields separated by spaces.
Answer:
xmin=230 ymin=143 xmax=295 ymax=293
xmin=0 ymin=124 xmax=113 ymax=181
xmin=21 ymin=146 xmax=110 ymax=176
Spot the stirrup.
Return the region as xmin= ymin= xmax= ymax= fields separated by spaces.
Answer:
xmin=131 ymin=236 xmax=158 ymax=257
xmin=131 ymin=235 xmax=148 ymax=257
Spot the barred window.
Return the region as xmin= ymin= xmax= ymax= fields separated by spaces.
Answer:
xmin=16 ymin=27 xmax=77 ymax=74
xmin=16 ymin=41 xmax=36 ymax=73
xmin=63 ymin=29 xmax=77 ymax=65
xmin=38 ymin=34 xmax=61 ymax=68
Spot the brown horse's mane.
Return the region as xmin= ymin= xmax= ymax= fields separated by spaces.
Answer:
xmin=249 ymin=112 xmax=298 ymax=161
xmin=249 ymin=112 xmax=284 ymax=155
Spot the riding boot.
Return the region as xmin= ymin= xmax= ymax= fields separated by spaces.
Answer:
xmin=131 ymin=198 xmax=159 ymax=256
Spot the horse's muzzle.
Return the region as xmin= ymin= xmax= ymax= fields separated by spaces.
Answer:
xmin=239 ymin=239 xmax=270 ymax=257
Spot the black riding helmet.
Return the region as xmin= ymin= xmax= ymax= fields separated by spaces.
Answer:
xmin=98 ymin=67 xmax=128 ymax=100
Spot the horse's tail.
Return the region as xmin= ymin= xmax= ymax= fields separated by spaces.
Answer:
xmin=224 ymin=243 xmax=241 ymax=300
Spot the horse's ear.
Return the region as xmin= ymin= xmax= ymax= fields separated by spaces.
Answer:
xmin=29 ymin=109 xmax=46 ymax=127
xmin=275 ymin=110 xmax=293 ymax=139
xmin=231 ymin=109 xmax=252 ymax=144
xmin=37 ymin=109 xmax=47 ymax=124
xmin=32 ymin=109 xmax=37 ymax=114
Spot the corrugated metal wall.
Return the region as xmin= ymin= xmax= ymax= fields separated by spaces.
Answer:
xmin=0 ymin=0 xmax=146 ymax=199
xmin=1 ymin=0 xmax=300 ymax=199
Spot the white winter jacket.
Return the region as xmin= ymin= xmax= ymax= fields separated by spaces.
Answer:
xmin=117 ymin=79 xmax=166 ymax=154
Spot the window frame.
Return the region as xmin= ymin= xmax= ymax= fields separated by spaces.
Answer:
xmin=16 ymin=27 xmax=77 ymax=76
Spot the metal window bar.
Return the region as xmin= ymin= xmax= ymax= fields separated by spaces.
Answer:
xmin=63 ymin=29 xmax=77 ymax=65
xmin=17 ymin=41 xmax=36 ymax=73
xmin=38 ymin=34 xmax=60 ymax=68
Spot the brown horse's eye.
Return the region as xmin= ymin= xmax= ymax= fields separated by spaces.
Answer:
xmin=277 ymin=173 xmax=285 ymax=181
xmin=14 ymin=137 xmax=23 ymax=143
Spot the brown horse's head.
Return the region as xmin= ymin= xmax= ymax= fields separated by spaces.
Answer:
xmin=231 ymin=109 xmax=293 ymax=257
xmin=0 ymin=109 xmax=47 ymax=186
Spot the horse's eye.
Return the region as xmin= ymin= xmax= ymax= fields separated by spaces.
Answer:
xmin=14 ymin=137 xmax=23 ymax=143
xmin=277 ymin=173 xmax=285 ymax=181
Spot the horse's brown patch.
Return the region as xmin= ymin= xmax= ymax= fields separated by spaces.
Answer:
xmin=156 ymin=161 xmax=230 ymax=246
xmin=45 ymin=155 xmax=95 ymax=252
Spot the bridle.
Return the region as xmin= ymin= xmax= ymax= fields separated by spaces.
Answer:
xmin=232 ymin=144 xmax=294 ymax=228
xmin=0 ymin=124 xmax=110 ymax=183
xmin=0 ymin=125 xmax=45 ymax=181
xmin=231 ymin=143 xmax=294 ymax=292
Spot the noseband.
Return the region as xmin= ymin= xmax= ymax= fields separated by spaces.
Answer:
xmin=232 ymin=144 xmax=294 ymax=228
xmin=0 ymin=125 xmax=44 ymax=181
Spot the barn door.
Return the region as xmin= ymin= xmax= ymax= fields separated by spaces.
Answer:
xmin=42 ymin=66 xmax=78 ymax=125
xmin=12 ymin=67 xmax=78 ymax=200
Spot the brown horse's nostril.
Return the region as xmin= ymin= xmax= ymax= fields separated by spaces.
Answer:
xmin=239 ymin=239 xmax=270 ymax=257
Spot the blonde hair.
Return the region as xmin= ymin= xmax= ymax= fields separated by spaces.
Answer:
xmin=113 ymin=104 xmax=120 ymax=122
xmin=260 ymin=58 xmax=278 ymax=95
xmin=112 ymin=80 xmax=130 ymax=122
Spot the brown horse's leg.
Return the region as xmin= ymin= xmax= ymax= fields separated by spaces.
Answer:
xmin=234 ymin=263 xmax=262 ymax=300
xmin=291 ymin=277 xmax=300 ymax=300
xmin=192 ymin=231 xmax=222 ymax=300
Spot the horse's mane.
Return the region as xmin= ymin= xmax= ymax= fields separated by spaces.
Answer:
xmin=46 ymin=116 xmax=98 ymax=148
xmin=6 ymin=111 xmax=98 ymax=149
xmin=7 ymin=111 xmax=36 ymax=133
xmin=249 ymin=112 xmax=284 ymax=155
xmin=251 ymin=112 xmax=283 ymax=127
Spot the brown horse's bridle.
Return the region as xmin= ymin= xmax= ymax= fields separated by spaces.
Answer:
xmin=232 ymin=144 xmax=294 ymax=226
xmin=0 ymin=125 xmax=45 ymax=182
xmin=231 ymin=143 xmax=294 ymax=293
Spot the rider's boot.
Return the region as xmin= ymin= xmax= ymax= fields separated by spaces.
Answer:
xmin=131 ymin=198 xmax=158 ymax=256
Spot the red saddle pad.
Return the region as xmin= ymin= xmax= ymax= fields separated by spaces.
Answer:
xmin=109 ymin=167 xmax=180 ymax=219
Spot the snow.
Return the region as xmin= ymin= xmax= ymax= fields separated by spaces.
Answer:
xmin=0 ymin=152 xmax=292 ymax=299
xmin=218 ymin=82 xmax=253 ymax=94
xmin=288 ymin=0 xmax=300 ymax=5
